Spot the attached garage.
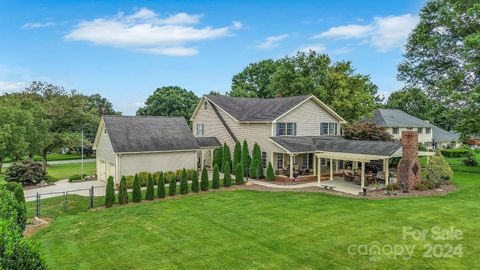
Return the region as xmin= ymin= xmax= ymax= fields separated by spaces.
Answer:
xmin=93 ymin=116 xmax=200 ymax=184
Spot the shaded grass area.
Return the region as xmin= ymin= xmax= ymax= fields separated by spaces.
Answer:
xmin=30 ymin=172 xmax=480 ymax=269
xmin=4 ymin=153 xmax=94 ymax=163
xmin=47 ymin=162 xmax=96 ymax=181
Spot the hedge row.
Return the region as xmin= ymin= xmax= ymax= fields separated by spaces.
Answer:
xmin=440 ymin=149 xmax=470 ymax=158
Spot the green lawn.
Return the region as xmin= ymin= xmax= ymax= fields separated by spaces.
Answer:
xmin=3 ymin=153 xmax=94 ymax=163
xmin=420 ymin=153 xmax=480 ymax=173
xmin=30 ymin=172 xmax=480 ymax=269
xmin=47 ymin=162 xmax=96 ymax=181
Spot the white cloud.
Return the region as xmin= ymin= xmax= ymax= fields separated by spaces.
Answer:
xmin=297 ymin=44 xmax=326 ymax=53
xmin=65 ymin=8 xmax=239 ymax=56
xmin=0 ymin=81 xmax=28 ymax=93
xmin=312 ymin=14 xmax=419 ymax=52
xmin=22 ymin=22 xmax=55 ymax=29
xmin=256 ymin=34 xmax=288 ymax=49
xmin=232 ymin=21 xmax=243 ymax=29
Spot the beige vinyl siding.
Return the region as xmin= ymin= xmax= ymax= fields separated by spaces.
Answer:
xmin=119 ymin=151 xmax=196 ymax=177
xmin=276 ymin=99 xmax=340 ymax=136
xmin=96 ymin=127 xmax=116 ymax=164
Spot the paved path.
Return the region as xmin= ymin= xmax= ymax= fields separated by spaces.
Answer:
xmin=24 ymin=180 xmax=105 ymax=202
xmin=4 ymin=159 xmax=95 ymax=168
xmin=249 ymin=179 xmax=318 ymax=189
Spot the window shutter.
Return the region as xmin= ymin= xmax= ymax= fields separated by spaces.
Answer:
xmin=293 ymin=123 xmax=297 ymax=135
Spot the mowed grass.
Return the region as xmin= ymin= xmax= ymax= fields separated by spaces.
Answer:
xmin=3 ymin=153 xmax=94 ymax=163
xmin=30 ymin=172 xmax=480 ymax=269
xmin=47 ymin=162 xmax=96 ymax=181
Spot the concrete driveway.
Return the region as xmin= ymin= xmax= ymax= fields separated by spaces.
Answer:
xmin=24 ymin=179 xmax=106 ymax=202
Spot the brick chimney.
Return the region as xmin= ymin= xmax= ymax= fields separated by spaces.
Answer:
xmin=397 ymin=131 xmax=422 ymax=192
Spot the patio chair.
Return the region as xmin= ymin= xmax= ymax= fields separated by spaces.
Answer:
xmin=343 ymin=171 xmax=354 ymax=182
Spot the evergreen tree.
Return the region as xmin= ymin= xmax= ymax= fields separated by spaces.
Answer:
xmin=145 ymin=173 xmax=155 ymax=200
xmin=233 ymin=141 xmax=241 ymax=173
xmin=169 ymin=175 xmax=176 ymax=196
xmin=241 ymin=140 xmax=251 ymax=176
xmin=223 ymin=163 xmax=232 ymax=187
xmin=132 ymin=174 xmax=142 ymax=202
xmin=118 ymin=176 xmax=128 ymax=204
xmin=201 ymin=167 xmax=209 ymax=191
xmin=191 ymin=170 xmax=199 ymax=192
xmin=266 ymin=162 xmax=275 ymax=181
xmin=249 ymin=157 xmax=257 ymax=178
xmin=180 ymin=168 xmax=189 ymax=194
xmin=212 ymin=165 xmax=220 ymax=189
xmin=213 ymin=147 xmax=223 ymax=171
xmin=221 ymin=142 xmax=232 ymax=173
xmin=250 ymin=143 xmax=264 ymax=178
xmin=235 ymin=163 xmax=244 ymax=185
xmin=157 ymin=172 xmax=166 ymax=198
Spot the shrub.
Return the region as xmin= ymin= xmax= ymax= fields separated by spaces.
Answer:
xmin=235 ymin=163 xmax=244 ymax=185
xmin=462 ymin=151 xmax=478 ymax=167
xmin=223 ymin=163 xmax=231 ymax=187
xmin=417 ymin=143 xmax=427 ymax=151
xmin=385 ymin=182 xmax=400 ymax=191
xmin=6 ymin=160 xmax=47 ymax=184
xmin=1 ymin=183 xmax=26 ymax=231
xmin=191 ymin=170 xmax=199 ymax=193
xmin=201 ymin=167 xmax=209 ymax=191
xmin=163 ymin=171 xmax=175 ymax=183
xmin=180 ymin=169 xmax=189 ymax=194
xmin=0 ymin=218 xmax=46 ymax=270
xmin=249 ymin=143 xmax=264 ymax=178
xmin=266 ymin=162 xmax=275 ymax=181
xmin=169 ymin=175 xmax=177 ymax=196
xmin=118 ymin=176 xmax=128 ymax=204
xmin=105 ymin=176 xmax=115 ymax=207
xmin=145 ymin=174 xmax=155 ymax=200
xmin=157 ymin=172 xmax=166 ymax=198
xmin=343 ymin=123 xmax=394 ymax=141
xmin=233 ymin=141 xmax=242 ymax=172
xmin=132 ymin=174 xmax=142 ymax=202
xmin=414 ymin=181 xmax=428 ymax=191
xmin=222 ymin=143 xmax=232 ymax=173
xmin=212 ymin=165 xmax=220 ymax=189
xmin=425 ymin=154 xmax=453 ymax=188
xmin=241 ymin=140 xmax=251 ymax=176
xmin=138 ymin=172 xmax=150 ymax=186
xmin=440 ymin=149 xmax=469 ymax=158
xmin=213 ymin=147 xmax=223 ymax=171
xmin=68 ymin=174 xmax=87 ymax=182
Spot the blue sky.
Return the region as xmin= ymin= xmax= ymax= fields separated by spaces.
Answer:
xmin=0 ymin=0 xmax=424 ymax=115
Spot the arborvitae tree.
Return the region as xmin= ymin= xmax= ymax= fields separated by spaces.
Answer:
xmin=235 ymin=163 xmax=244 ymax=185
xmin=249 ymin=158 xmax=257 ymax=179
xmin=118 ymin=176 xmax=128 ymax=204
xmin=213 ymin=147 xmax=223 ymax=171
xmin=180 ymin=168 xmax=189 ymax=194
xmin=169 ymin=175 xmax=177 ymax=196
xmin=250 ymin=143 xmax=264 ymax=178
xmin=132 ymin=174 xmax=142 ymax=202
xmin=233 ymin=141 xmax=241 ymax=173
xmin=266 ymin=162 xmax=275 ymax=181
xmin=241 ymin=140 xmax=251 ymax=177
xmin=223 ymin=163 xmax=231 ymax=187
xmin=201 ymin=167 xmax=209 ymax=191
xmin=222 ymin=143 xmax=232 ymax=173
xmin=157 ymin=172 xmax=166 ymax=198
xmin=212 ymin=165 xmax=220 ymax=189
xmin=145 ymin=173 xmax=155 ymax=200
xmin=191 ymin=170 xmax=199 ymax=192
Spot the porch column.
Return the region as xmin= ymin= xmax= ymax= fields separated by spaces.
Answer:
xmin=317 ymin=157 xmax=321 ymax=186
xmin=313 ymin=155 xmax=317 ymax=175
xmin=384 ymin=158 xmax=390 ymax=185
xmin=353 ymin=161 xmax=357 ymax=170
xmin=329 ymin=158 xmax=334 ymax=180
xmin=335 ymin=159 xmax=339 ymax=173
xmin=200 ymin=150 xmax=204 ymax=170
xmin=289 ymin=154 xmax=294 ymax=178
xmin=360 ymin=161 xmax=365 ymax=191
xmin=210 ymin=149 xmax=214 ymax=168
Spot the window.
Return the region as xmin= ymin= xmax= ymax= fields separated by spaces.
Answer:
xmin=276 ymin=122 xmax=296 ymax=136
xmin=203 ymin=101 xmax=208 ymax=110
xmin=320 ymin=122 xmax=337 ymax=135
xmin=276 ymin=153 xmax=284 ymax=169
xmin=407 ymin=127 xmax=413 ymax=130
xmin=426 ymin=127 xmax=431 ymax=134
xmin=392 ymin=128 xmax=399 ymax=134
xmin=196 ymin=123 xmax=204 ymax=136
xmin=261 ymin=152 xmax=267 ymax=168
xmin=302 ymin=154 xmax=312 ymax=169
xmin=320 ymin=158 xmax=326 ymax=166
xmin=417 ymin=127 xmax=423 ymax=134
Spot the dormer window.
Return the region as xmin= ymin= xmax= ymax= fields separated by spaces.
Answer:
xmin=203 ymin=101 xmax=208 ymax=110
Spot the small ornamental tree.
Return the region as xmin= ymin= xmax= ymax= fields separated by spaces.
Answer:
xmin=241 ymin=140 xmax=251 ymax=176
xmin=266 ymin=162 xmax=275 ymax=181
xmin=233 ymin=141 xmax=242 ymax=173
xmin=145 ymin=174 xmax=155 ymax=200
xmin=169 ymin=175 xmax=177 ymax=196
xmin=157 ymin=172 xmax=166 ymax=198
xmin=180 ymin=169 xmax=189 ymax=194
xmin=191 ymin=170 xmax=199 ymax=192
xmin=425 ymin=154 xmax=453 ymax=188
xmin=132 ymin=174 xmax=142 ymax=202
xmin=201 ymin=167 xmax=209 ymax=191
xmin=213 ymin=147 xmax=223 ymax=171
xmin=223 ymin=163 xmax=231 ymax=187
xmin=118 ymin=176 xmax=128 ymax=204
xmin=105 ymin=176 xmax=115 ymax=207
xmin=343 ymin=123 xmax=394 ymax=141
xmin=212 ymin=165 xmax=220 ymax=189
xmin=222 ymin=143 xmax=232 ymax=173
xmin=6 ymin=160 xmax=47 ymax=184
xmin=235 ymin=163 xmax=244 ymax=185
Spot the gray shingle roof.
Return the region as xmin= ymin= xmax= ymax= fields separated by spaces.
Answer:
xmin=195 ymin=137 xmax=221 ymax=148
xmin=364 ymin=109 xmax=434 ymax=128
xmin=432 ymin=126 xmax=460 ymax=142
xmin=103 ymin=116 xmax=199 ymax=153
xmin=205 ymin=95 xmax=311 ymax=121
xmin=270 ymin=136 xmax=401 ymax=156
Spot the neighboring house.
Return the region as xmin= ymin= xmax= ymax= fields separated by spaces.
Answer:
xmin=362 ymin=109 xmax=460 ymax=149
xmin=191 ymin=95 xmax=402 ymax=188
xmin=467 ymin=137 xmax=480 ymax=149
xmin=93 ymin=116 xmax=219 ymax=184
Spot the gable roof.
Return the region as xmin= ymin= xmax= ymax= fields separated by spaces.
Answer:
xmin=102 ymin=116 xmax=199 ymax=153
xmin=364 ymin=109 xmax=434 ymax=128
xmin=432 ymin=126 xmax=460 ymax=142
xmin=200 ymin=95 xmax=346 ymax=123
